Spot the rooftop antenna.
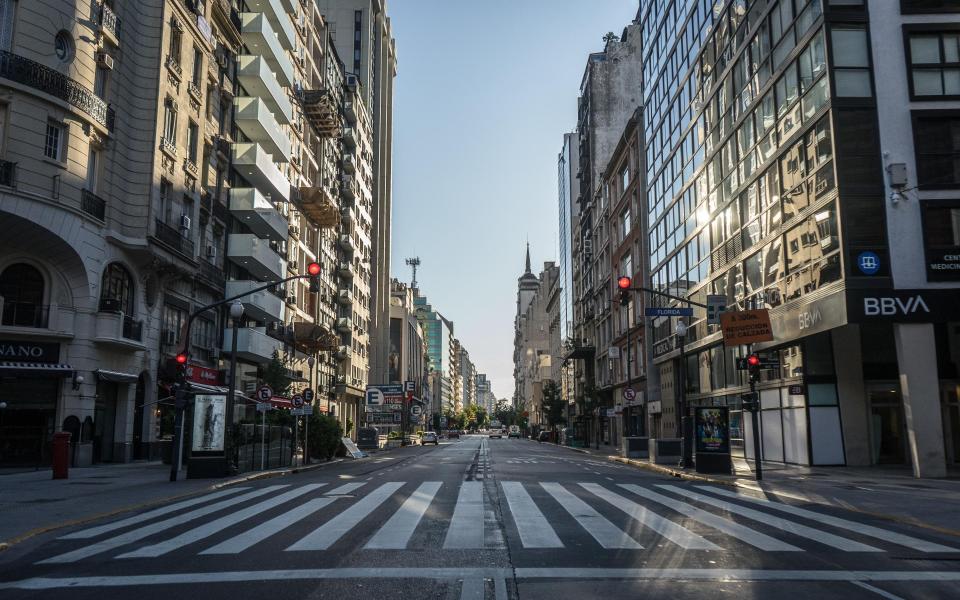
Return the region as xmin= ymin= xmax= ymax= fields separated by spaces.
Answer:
xmin=406 ymin=256 xmax=421 ymax=289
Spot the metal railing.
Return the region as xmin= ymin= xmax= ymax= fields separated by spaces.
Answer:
xmin=0 ymin=160 xmax=16 ymax=187
xmin=81 ymin=189 xmax=106 ymax=220
xmin=199 ymin=259 xmax=225 ymax=288
xmin=154 ymin=218 xmax=195 ymax=257
xmin=99 ymin=3 xmax=121 ymax=40
xmin=0 ymin=51 xmax=114 ymax=130
xmin=1 ymin=302 xmax=49 ymax=328
xmin=122 ymin=315 xmax=143 ymax=341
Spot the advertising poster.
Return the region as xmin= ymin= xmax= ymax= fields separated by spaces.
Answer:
xmin=695 ymin=406 xmax=729 ymax=454
xmin=192 ymin=394 xmax=226 ymax=452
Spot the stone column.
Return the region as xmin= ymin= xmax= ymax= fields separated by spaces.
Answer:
xmin=894 ymin=323 xmax=946 ymax=478
xmin=832 ymin=325 xmax=871 ymax=466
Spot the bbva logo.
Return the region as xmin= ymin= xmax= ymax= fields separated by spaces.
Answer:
xmin=863 ymin=295 xmax=931 ymax=316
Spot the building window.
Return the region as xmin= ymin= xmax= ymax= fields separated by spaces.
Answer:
xmin=159 ymin=178 xmax=173 ymax=223
xmin=0 ymin=263 xmax=44 ymax=327
xmin=901 ymin=0 xmax=960 ymax=14
xmin=0 ymin=0 xmax=14 ymax=53
xmin=163 ymin=98 xmax=177 ymax=144
xmin=913 ymin=112 xmax=960 ymax=187
xmin=94 ymin=66 xmax=109 ymax=98
xmin=187 ymin=121 xmax=199 ymax=163
xmin=44 ymin=121 xmax=64 ymax=161
xmin=908 ymin=31 xmax=960 ymax=98
xmin=192 ymin=46 xmax=203 ymax=84
xmin=100 ymin=262 xmax=135 ymax=314
xmin=54 ymin=30 xmax=74 ymax=63
xmin=921 ymin=200 xmax=960 ymax=281
xmin=831 ymin=25 xmax=872 ymax=97
xmin=86 ymin=144 xmax=100 ymax=192
xmin=168 ymin=19 xmax=182 ymax=65
xmin=163 ymin=304 xmax=185 ymax=343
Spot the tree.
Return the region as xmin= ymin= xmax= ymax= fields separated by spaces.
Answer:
xmin=306 ymin=413 xmax=343 ymax=461
xmin=261 ymin=349 xmax=291 ymax=398
xmin=603 ymin=31 xmax=619 ymax=44
xmin=541 ymin=380 xmax=566 ymax=429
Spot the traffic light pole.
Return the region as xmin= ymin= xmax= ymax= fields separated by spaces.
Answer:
xmin=169 ymin=272 xmax=319 ymax=483
xmin=747 ymin=344 xmax=763 ymax=481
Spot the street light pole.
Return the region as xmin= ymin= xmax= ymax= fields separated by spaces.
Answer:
xmin=676 ymin=320 xmax=693 ymax=468
xmin=305 ymin=355 xmax=314 ymax=466
xmin=223 ymin=301 xmax=243 ymax=476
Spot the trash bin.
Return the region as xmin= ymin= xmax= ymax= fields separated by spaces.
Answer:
xmin=52 ymin=431 xmax=72 ymax=479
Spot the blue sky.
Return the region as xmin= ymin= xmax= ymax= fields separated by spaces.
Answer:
xmin=388 ymin=0 xmax=639 ymax=400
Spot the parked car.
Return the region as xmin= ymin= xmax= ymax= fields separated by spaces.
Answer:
xmin=538 ymin=431 xmax=550 ymax=443
xmin=489 ymin=428 xmax=502 ymax=439
xmin=508 ymin=425 xmax=521 ymax=439
xmin=447 ymin=430 xmax=461 ymax=439
xmin=421 ymin=431 xmax=439 ymax=445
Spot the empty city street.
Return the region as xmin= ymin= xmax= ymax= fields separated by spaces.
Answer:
xmin=1 ymin=437 xmax=958 ymax=600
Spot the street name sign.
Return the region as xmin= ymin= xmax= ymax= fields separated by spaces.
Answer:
xmin=645 ymin=306 xmax=694 ymax=317
xmin=291 ymin=405 xmax=313 ymax=416
xmin=720 ymin=309 xmax=774 ymax=345
xmin=256 ymin=402 xmax=273 ymax=412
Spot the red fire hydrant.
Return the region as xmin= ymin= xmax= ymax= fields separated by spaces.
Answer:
xmin=52 ymin=431 xmax=71 ymax=479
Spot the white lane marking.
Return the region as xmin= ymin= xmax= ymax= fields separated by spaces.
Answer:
xmin=59 ymin=488 xmax=250 ymax=540
xmin=495 ymin=577 xmax=508 ymax=600
xmin=580 ymin=483 xmax=718 ymax=550
xmin=618 ymin=484 xmax=800 ymax=552
xmin=325 ymin=482 xmax=366 ymax=495
xmin=500 ymin=482 xmax=563 ymax=548
xmin=6 ymin=568 xmax=960 ymax=589
xmin=38 ymin=485 xmax=288 ymax=564
xmin=540 ymin=483 xmax=642 ymax=549
xmin=696 ymin=485 xmax=959 ymax=553
xmin=459 ymin=578 xmax=484 ymax=600
xmin=851 ymin=581 xmax=908 ymax=600
xmin=287 ymin=482 xmax=405 ymax=551
xmin=201 ymin=497 xmax=336 ymax=554
xmin=658 ymin=486 xmax=881 ymax=552
xmin=119 ymin=484 xmax=326 ymax=558
xmin=444 ymin=481 xmax=484 ymax=549
xmin=365 ymin=482 xmax=442 ymax=549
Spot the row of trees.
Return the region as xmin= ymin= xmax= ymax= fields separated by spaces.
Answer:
xmin=433 ymin=403 xmax=490 ymax=431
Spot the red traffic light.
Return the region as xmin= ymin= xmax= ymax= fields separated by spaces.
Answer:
xmin=617 ymin=276 xmax=632 ymax=290
xmin=747 ymin=354 xmax=761 ymax=367
xmin=307 ymin=262 xmax=321 ymax=276
xmin=175 ymin=353 xmax=188 ymax=365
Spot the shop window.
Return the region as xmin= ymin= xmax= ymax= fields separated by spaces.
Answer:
xmin=0 ymin=263 xmax=44 ymax=326
xmin=99 ymin=262 xmax=134 ymax=314
xmin=920 ymin=200 xmax=960 ymax=281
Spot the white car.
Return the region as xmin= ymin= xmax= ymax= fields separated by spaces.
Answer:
xmin=421 ymin=431 xmax=439 ymax=445
xmin=489 ymin=429 xmax=502 ymax=439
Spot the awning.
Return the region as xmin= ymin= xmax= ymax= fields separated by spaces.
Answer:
xmin=0 ymin=362 xmax=74 ymax=377
xmin=95 ymin=369 xmax=139 ymax=383
xmin=189 ymin=382 xmax=248 ymax=399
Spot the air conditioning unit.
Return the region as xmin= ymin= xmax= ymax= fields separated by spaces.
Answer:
xmin=583 ymin=238 xmax=593 ymax=254
xmin=163 ymin=330 xmax=176 ymax=345
xmin=96 ymin=52 xmax=115 ymax=70
xmin=206 ymin=245 xmax=216 ymax=259
xmin=180 ymin=214 xmax=191 ymax=230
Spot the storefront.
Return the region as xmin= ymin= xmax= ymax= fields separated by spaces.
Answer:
xmin=0 ymin=340 xmax=73 ymax=466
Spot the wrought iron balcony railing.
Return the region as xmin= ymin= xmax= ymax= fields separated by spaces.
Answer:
xmin=154 ymin=218 xmax=195 ymax=257
xmin=81 ymin=189 xmax=106 ymax=220
xmin=99 ymin=3 xmax=121 ymax=41
xmin=0 ymin=51 xmax=114 ymax=130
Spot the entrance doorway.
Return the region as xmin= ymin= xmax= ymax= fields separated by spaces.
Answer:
xmin=94 ymin=381 xmax=118 ymax=463
xmin=943 ymin=383 xmax=960 ymax=464
xmin=868 ymin=384 xmax=906 ymax=465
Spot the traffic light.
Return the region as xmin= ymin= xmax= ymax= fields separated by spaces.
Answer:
xmin=174 ymin=352 xmax=188 ymax=384
xmin=617 ymin=276 xmax=631 ymax=306
xmin=747 ymin=353 xmax=761 ymax=384
xmin=307 ymin=261 xmax=321 ymax=293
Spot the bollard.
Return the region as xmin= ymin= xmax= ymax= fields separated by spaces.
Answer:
xmin=52 ymin=431 xmax=72 ymax=479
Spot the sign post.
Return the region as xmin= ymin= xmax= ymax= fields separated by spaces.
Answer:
xmin=291 ymin=394 xmax=303 ymax=467
xmin=256 ymin=400 xmax=273 ymax=471
xmin=303 ymin=388 xmax=314 ymax=465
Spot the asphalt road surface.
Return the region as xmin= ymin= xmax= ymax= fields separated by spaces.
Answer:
xmin=1 ymin=435 xmax=958 ymax=599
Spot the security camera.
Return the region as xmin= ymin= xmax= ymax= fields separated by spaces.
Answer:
xmin=890 ymin=191 xmax=903 ymax=205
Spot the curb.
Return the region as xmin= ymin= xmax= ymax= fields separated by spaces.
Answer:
xmin=607 ymin=456 xmax=960 ymax=539
xmin=0 ymin=458 xmax=345 ymax=553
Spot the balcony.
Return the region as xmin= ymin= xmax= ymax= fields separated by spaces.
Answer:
xmin=292 ymin=321 xmax=337 ymax=353
xmin=227 ymin=233 xmax=285 ymax=281
xmin=237 ymin=55 xmax=292 ymax=124
xmin=99 ymin=3 xmax=121 ymax=46
xmin=340 ymin=179 xmax=356 ymax=203
xmin=0 ymin=301 xmax=75 ymax=338
xmin=94 ymin=311 xmax=146 ymax=350
xmin=245 ymin=0 xmax=296 ymax=50
xmin=337 ymin=262 xmax=353 ymax=279
xmin=336 ymin=289 xmax=353 ymax=306
xmin=342 ymin=127 xmax=356 ymax=149
xmin=344 ymin=100 xmax=357 ymax=124
xmin=229 ymin=187 xmax=287 ymax=242
xmin=0 ymin=160 xmax=15 ymax=187
xmin=342 ymin=155 xmax=355 ymax=174
xmin=153 ymin=218 xmax=195 ymax=258
xmin=334 ymin=345 xmax=351 ymax=361
xmin=297 ymin=89 xmax=339 ymax=137
xmin=198 ymin=259 xmax=225 ymax=289
xmin=340 ymin=208 xmax=354 ymax=227
xmin=296 ymin=186 xmax=338 ymax=228
xmin=222 ymin=326 xmax=284 ymax=364
xmin=338 ymin=233 xmax=355 ymax=254
xmin=226 ymin=280 xmax=285 ymax=323
xmin=232 ymin=142 xmax=290 ymax=202
xmin=0 ymin=51 xmax=114 ymax=130
xmin=239 ymin=12 xmax=293 ymax=87
xmin=335 ymin=317 xmax=352 ymax=334
xmin=80 ymin=188 xmax=106 ymax=221
xmin=234 ymin=97 xmax=291 ymax=162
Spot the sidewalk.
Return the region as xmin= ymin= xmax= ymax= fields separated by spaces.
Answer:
xmin=553 ymin=441 xmax=960 ymax=536
xmin=0 ymin=457 xmax=343 ymax=551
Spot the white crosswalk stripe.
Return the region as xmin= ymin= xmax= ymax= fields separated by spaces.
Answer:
xmin=365 ymin=482 xmax=442 ymax=549
xmin=658 ymin=485 xmax=882 ymax=552
xmin=540 ymin=482 xmax=642 ymax=549
xmin=287 ymin=482 xmax=404 ymax=551
xmin=580 ymin=483 xmax=720 ymax=550
xmin=326 ymin=482 xmax=366 ymax=495
xmin=694 ymin=485 xmax=959 ymax=553
xmin=117 ymin=484 xmax=326 ymax=558
xmin=501 ymin=482 xmax=563 ymax=548
xmin=38 ymin=485 xmax=288 ymax=564
xmin=201 ymin=497 xmax=338 ymax=555
xmin=618 ymin=484 xmax=801 ymax=552
xmin=444 ymin=481 xmax=484 ymax=549
xmin=59 ymin=488 xmax=251 ymax=540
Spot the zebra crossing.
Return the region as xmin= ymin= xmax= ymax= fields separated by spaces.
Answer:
xmin=38 ymin=479 xmax=957 ymax=565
